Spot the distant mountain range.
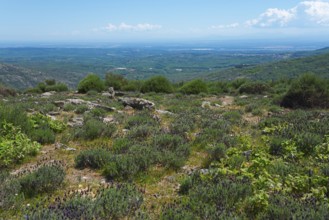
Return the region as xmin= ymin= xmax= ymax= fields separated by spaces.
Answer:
xmin=1 ymin=47 xmax=329 ymax=90
xmin=206 ymin=47 xmax=329 ymax=81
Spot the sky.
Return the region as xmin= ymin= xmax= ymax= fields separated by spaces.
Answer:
xmin=1 ymin=0 xmax=329 ymax=43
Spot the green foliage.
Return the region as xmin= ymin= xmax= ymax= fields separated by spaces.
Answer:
xmin=281 ymin=74 xmax=329 ymax=108
xmin=75 ymin=104 xmax=89 ymax=114
xmin=153 ymin=134 xmax=190 ymax=170
xmin=75 ymin=148 xmax=112 ymax=169
xmin=179 ymin=79 xmax=208 ymax=94
xmin=0 ymin=122 xmax=40 ymax=167
xmin=122 ymin=80 xmax=143 ymax=91
xmin=239 ymin=81 xmax=270 ymax=94
xmin=77 ymin=73 xmax=105 ymax=93
xmin=204 ymin=144 xmax=227 ymax=167
xmin=28 ymin=113 xmax=66 ymax=144
xmin=166 ymin=174 xmax=252 ymax=219
xmin=29 ymin=113 xmax=66 ymax=133
xmin=260 ymin=193 xmax=329 ymax=220
xmin=74 ymin=118 xmax=116 ymax=140
xmin=26 ymin=80 xmax=68 ymax=93
xmin=0 ymin=171 xmax=22 ymax=209
xmin=141 ymin=76 xmax=173 ymax=93
xmin=24 ymin=184 xmax=143 ymax=219
xmin=105 ymin=72 xmax=128 ymax=90
xmin=125 ymin=111 xmax=157 ymax=129
xmin=103 ymin=155 xmax=141 ymax=180
xmin=19 ymin=164 xmax=65 ymax=197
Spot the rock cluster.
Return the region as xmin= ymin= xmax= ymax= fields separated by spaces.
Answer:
xmin=119 ymin=97 xmax=155 ymax=110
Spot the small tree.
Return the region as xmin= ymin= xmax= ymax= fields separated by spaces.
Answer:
xmin=141 ymin=76 xmax=173 ymax=93
xmin=179 ymin=79 xmax=208 ymax=94
xmin=77 ymin=74 xmax=105 ymax=93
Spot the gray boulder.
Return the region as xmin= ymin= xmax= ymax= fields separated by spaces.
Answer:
xmin=119 ymin=97 xmax=155 ymax=110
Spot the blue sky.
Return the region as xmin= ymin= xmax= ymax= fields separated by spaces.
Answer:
xmin=1 ymin=0 xmax=329 ymax=42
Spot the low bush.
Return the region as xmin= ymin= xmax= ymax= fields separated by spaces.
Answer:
xmin=165 ymin=174 xmax=252 ymax=219
xmin=204 ymin=144 xmax=227 ymax=167
xmin=24 ymin=184 xmax=143 ymax=220
xmin=0 ymin=171 xmax=22 ymax=209
xmin=30 ymin=127 xmax=56 ymax=144
xmin=74 ymin=118 xmax=116 ymax=140
xmin=105 ymin=72 xmax=128 ymax=90
xmin=125 ymin=111 xmax=157 ymax=129
xmin=239 ymin=82 xmax=270 ymax=94
xmin=75 ymin=148 xmax=112 ymax=169
xmin=141 ymin=76 xmax=173 ymax=93
xmin=19 ymin=164 xmax=65 ymax=197
xmin=26 ymin=80 xmax=68 ymax=93
xmin=269 ymin=137 xmax=285 ymax=156
xmin=281 ymin=74 xmax=329 ymax=108
xmin=179 ymin=79 xmax=208 ymax=94
xmin=103 ymin=155 xmax=140 ymax=180
xmin=75 ymin=105 xmax=89 ymax=114
xmin=77 ymin=73 xmax=105 ymax=93
xmin=0 ymin=122 xmax=40 ymax=167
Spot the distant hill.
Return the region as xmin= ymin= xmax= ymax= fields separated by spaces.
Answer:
xmin=206 ymin=50 xmax=329 ymax=81
xmin=0 ymin=63 xmax=47 ymax=90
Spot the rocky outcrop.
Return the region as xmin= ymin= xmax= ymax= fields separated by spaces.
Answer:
xmin=119 ymin=97 xmax=155 ymax=110
xmin=53 ymin=98 xmax=115 ymax=112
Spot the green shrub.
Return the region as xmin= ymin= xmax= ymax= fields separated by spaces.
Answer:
xmin=63 ymin=103 xmax=75 ymax=111
xmin=295 ymin=132 xmax=322 ymax=155
xmin=0 ymin=171 xmax=22 ymax=209
xmin=0 ymin=105 xmax=32 ymax=135
xmin=0 ymin=122 xmax=40 ymax=167
xmin=26 ymin=80 xmax=68 ymax=93
xmin=19 ymin=164 xmax=65 ymax=197
xmin=77 ymin=73 xmax=105 ymax=93
xmin=204 ymin=144 xmax=226 ymax=167
xmin=44 ymin=83 xmax=68 ymax=92
xmin=222 ymin=111 xmax=242 ymax=124
xmin=179 ymin=79 xmax=208 ymax=94
xmin=88 ymin=108 xmax=107 ymax=118
xmin=122 ymin=80 xmax=143 ymax=92
xmin=30 ymin=128 xmax=56 ymax=144
xmin=125 ymin=112 xmax=157 ymax=129
xmin=75 ymin=148 xmax=112 ymax=169
xmin=112 ymin=138 xmax=133 ymax=153
xmin=75 ymin=119 xmax=116 ymax=140
xmin=261 ymin=193 xmax=329 ymax=220
xmin=75 ymin=105 xmax=89 ymax=114
xmin=105 ymin=72 xmax=128 ymax=90
xmin=128 ymin=125 xmax=155 ymax=140
xmin=230 ymin=78 xmax=247 ymax=89
xmin=103 ymin=155 xmax=140 ymax=180
xmin=24 ymin=184 xmax=143 ymax=220
xmin=281 ymin=74 xmax=329 ymax=108
xmin=153 ymin=134 xmax=190 ymax=169
xmin=269 ymin=137 xmax=285 ymax=156
xmin=169 ymin=174 xmax=252 ymax=219
xmin=141 ymin=76 xmax=173 ymax=93
xmin=239 ymin=82 xmax=269 ymax=94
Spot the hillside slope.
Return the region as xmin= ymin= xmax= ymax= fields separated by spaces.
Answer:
xmin=206 ymin=51 xmax=329 ymax=81
xmin=0 ymin=63 xmax=47 ymax=89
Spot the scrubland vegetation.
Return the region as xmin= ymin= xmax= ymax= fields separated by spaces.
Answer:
xmin=1 ymin=68 xmax=329 ymax=219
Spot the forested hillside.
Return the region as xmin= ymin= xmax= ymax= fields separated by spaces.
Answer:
xmin=207 ymin=50 xmax=329 ymax=81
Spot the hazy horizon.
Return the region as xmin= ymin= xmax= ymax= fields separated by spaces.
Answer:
xmin=1 ymin=0 xmax=329 ymax=43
